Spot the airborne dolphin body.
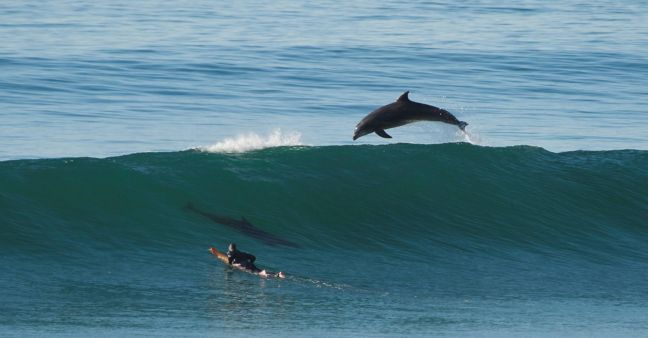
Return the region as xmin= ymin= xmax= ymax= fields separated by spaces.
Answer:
xmin=353 ymin=91 xmax=468 ymax=140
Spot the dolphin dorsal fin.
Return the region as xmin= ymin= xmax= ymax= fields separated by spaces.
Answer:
xmin=397 ymin=91 xmax=410 ymax=102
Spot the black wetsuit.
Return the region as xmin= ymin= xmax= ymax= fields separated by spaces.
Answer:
xmin=227 ymin=249 xmax=260 ymax=272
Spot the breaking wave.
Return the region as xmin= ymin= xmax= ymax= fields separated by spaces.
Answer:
xmin=199 ymin=129 xmax=304 ymax=153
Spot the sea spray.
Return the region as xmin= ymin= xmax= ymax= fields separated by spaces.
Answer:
xmin=200 ymin=129 xmax=304 ymax=153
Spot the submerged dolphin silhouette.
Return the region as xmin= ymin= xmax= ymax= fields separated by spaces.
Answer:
xmin=186 ymin=203 xmax=300 ymax=248
xmin=353 ymin=91 xmax=468 ymax=140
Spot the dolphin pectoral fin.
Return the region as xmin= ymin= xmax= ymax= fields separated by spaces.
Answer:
xmin=375 ymin=129 xmax=392 ymax=138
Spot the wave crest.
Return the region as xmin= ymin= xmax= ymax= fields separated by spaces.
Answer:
xmin=200 ymin=129 xmax=304 ymax=153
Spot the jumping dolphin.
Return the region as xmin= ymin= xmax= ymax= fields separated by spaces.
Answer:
xmin=353 ymin=91 xmax=468 ymax=140
xmin=186 ymin=203 xmax=300 ymax=248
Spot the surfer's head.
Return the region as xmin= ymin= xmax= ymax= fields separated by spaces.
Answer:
xmin=228 ymin=243 xmax=237 ymax=252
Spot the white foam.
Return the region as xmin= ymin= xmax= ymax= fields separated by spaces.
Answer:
xmin=200 ymin=129 xmax=304 ymax=153
xmin=461 ymin=127 xmax=482 ymax=145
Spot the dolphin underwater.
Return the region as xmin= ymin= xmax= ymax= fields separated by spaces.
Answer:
xmin=353 ymin=91 xmax=468 ymax=140
xmin=186 ymin=203 xmax=300 ymax=248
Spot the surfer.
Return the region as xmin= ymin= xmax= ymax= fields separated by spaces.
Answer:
xmin=225 ymin=243 xmax=285 ymax=278
xmin=226 ymin=243 xmax=259 ymax=271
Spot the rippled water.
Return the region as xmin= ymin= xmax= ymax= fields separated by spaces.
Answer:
xmin=2 ymin=1 xmax=647 ymax=160
xmin=2 ymin=1 xmax=648 ymax=337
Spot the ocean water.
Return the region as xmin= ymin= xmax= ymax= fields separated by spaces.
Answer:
xmin=1 ymin=1 xmax=648 ymax=337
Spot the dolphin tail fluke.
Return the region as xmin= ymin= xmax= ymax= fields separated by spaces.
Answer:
xmin=458 ymin=121 xmax=468 ymax=131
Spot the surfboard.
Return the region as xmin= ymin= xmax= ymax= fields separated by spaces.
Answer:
xmin=209 ymin=247 xmax=230 ymax=265
xmin=208 ymin=246 xmax=285 ymax=279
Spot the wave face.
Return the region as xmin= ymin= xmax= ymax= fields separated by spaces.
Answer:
xmin=3 ymin=143 xmax=648 ymax=336
xmin=2 ymin=143 xmax=646 ymax=265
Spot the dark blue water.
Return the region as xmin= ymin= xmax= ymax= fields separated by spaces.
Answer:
xmin=2 ymin=1 xmax=648 ymax=337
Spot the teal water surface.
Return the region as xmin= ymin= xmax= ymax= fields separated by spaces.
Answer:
xmin=2 ymin=0 xmax=648 ymax=336
xmin=2 ymin=144 xmax=648 ymax=336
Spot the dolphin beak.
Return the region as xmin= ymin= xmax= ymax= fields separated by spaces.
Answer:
xmin=353 ymin=127 xmax=363 ymax=140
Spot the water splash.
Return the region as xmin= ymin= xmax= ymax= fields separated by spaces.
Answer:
xmin=461 ymin=127 xmax=481 ymax=145
xmin=200 ymin=129 xmax=304 ymax=153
